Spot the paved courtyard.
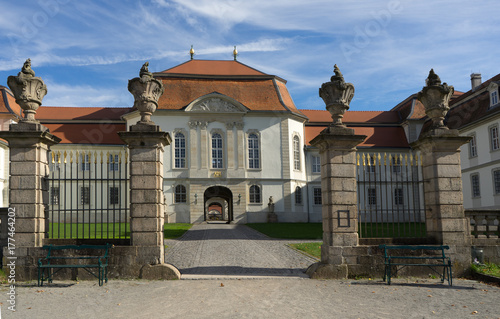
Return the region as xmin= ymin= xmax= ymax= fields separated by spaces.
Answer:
xmin=164 ymin=223 xmax=318 ymax=279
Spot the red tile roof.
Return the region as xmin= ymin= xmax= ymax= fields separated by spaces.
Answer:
xmin=305 ymin=125 xmax=409 ymax=148
xmin=160 ymin=60 xmax=267 ymax=76
xmin=157 ymin=77 xmax=302 ymax=114
xmin=37 ymin=107 xmax=130 ymax=121
xmin=301 ymin=109 xmax=400 ymax=124
xmin=0 ymin=86 xmax=22 ymax=118
xmin=44 ymin=123 xmax=126 ymax=144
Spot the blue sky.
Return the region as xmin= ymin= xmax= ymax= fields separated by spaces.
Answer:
xmin=1 ymin=0 xmax=499 ymax=111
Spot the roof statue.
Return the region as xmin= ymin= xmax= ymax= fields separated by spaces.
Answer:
xmin=139 ymin=61 xmax=153 ymax=78
xmin=331 ymin=64 xmax=344 ymax=83
xmin=426 ymin=68 xmax=442 ymax=86
xmin=21 ymin=58 xmax=36 ymax=77
xmin=233 ymin=46 xmax=238 ymax=61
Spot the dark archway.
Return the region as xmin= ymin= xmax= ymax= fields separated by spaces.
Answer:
xmin=204 ymin=186 xmax=233 ymax=222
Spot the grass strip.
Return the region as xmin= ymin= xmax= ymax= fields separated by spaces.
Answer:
xmin=289 ymin=242 xmax=321 ymax=259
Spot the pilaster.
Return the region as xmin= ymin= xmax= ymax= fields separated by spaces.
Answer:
xmin=0 ymin=122 xmax=61 ymax=247
xmin=119 ymin=124 xmax=171 ymax=264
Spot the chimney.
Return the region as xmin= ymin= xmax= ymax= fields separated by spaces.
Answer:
xmin=471 ymin=73 xmax=482 ymax=90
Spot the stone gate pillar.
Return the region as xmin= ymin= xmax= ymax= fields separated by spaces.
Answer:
xmin=119 ymin=63 xmax=173 ymax=271
xmin=411 ymin=69 xmax=471 ymax=274
xmin=307 ymin=65 xmax=366 ymax=279
xmin=0 ymin=59 xmax=61 ymax=279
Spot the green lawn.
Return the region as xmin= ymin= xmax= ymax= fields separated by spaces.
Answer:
xmin=48 ymin=223 xmax=192 ymax=240
xmin=48 ymin=222 xmax=130 ymax=239
xmin=247 ymin=223 xmax=322 ymax=239
xmin=247 ymin=222 xmax=426 ymax=239
xmin=289 ymin=242 xmax=321 ymax=259
xmin=471 ymin=262 xmax=500 ymax=278
xmin=164 ymin=223 xmax=192 ymax=239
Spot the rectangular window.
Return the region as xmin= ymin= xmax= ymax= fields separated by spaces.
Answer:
xmin=212 ymin=133 xmax=224 ymax=169
xmin=469 ymin=134 xmax=477 ymax=158
xmin=494 ymin=170 xmax=500 ymax=195
xmin=174 ymin=132 xmax=186 ymax=168
xmin=368 ymin=188 xmax=377 ymax=206
xmin=293 ymin=136 xmax=301 ymax=171
xmin=392 ymin=156 xmax=402 ymax=173
xmin=109 ymin=154 xmax=119 ymax=171
xmin=248 ymin=134 xmax=260 ymax=169
xmin=109 ymin=187 xmax=119 ymax=205
xmin=394 ymin=188 xmax=404 ymax=206
xmin=490 ymin=126 xmax=500 ymax=151
xmin=51 ymin=187 xmax=60 ymax=205
xmin=491 ymin=90 xmax=499 ymax=107
xmin=81 ymin=186 xmax=90 ymax=205
xmin=367 ymin=155 xmax=376 ymax=173
xmin=312 ymin=156 xmax=321 ymax=173
xmin=81 ymin=154 xmax=90 ymax=171
xmin=313 ymin=187 xmax=322 ymax=205
xmin=471 ymin=174 xmax=480 ymax=198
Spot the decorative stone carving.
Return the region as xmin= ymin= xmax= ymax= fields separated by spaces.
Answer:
xmin=128 ymin=62 xmax=164 ymax=124
xmin=7 ymin=59 xmax=47 ymax=122
xmin=417 ymin=69 xmax=454 ymax=129
xmin=191 ymin=98 xmax=240 ymax=112
xmin=319 ymin=64 xmax=355 ymax=126
xmin=225 ymin=122 xmax=235 ymax=129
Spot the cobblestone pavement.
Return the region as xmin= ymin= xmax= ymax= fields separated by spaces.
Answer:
xmin=164 ymin=223 xmax=319 ymax=279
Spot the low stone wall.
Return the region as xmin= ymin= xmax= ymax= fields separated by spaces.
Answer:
xmin=3 ymin=245 xmax=180 ymax=283
xmin=308 ymin=244 xmax=471 ymax=279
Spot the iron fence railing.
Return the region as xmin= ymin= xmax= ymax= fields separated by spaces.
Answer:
xmin=47 ymin=149 xmax=130 ymax=243
xmin=357 ymin=152 xmax=426 ymax=238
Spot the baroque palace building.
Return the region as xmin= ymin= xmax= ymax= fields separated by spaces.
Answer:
xmin=0 ymin=57 xmax=498 ymax=223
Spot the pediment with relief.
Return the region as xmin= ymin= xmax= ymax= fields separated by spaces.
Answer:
xmin=186 ymin=93 xmax=247 ymax=113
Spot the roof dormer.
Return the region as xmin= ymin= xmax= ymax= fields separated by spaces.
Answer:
xmin=487 ymin=82 xmax=500 ymax=109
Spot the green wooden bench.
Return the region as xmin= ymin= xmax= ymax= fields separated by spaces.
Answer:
xmin=38 ymin=244 xmax=113 ymax=287
xmin=379 ymin=245 xmax=453 ymax=286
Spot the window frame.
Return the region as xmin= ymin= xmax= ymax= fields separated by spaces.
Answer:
xmin=469 ymin=134 xmax=478 ymax=158
xmin=313 ymin=187 xmax=322 ymax=205
xmin=493 ymin=169 xmax=500 ymax=195
xmin=247 ymin=132 xmax=260 ymax=170
xmin=109 ymin=154 xmax=119 ymax=171
xmin=174 ymin=131 xmax=187 ymax=169
xmin=81 ymin=153 xmax=90 ymax=171
xmin=174 ymin=184 xmax=187 ymax=204
xmin=490 ymin=125 xmax=500 ymax=151
xmin=293 ymin=135 xmax=301 ymax=171
xmin=211 ymin=131 xmax=224 ymax=169
xmin=471 ymin=174 xmax=480 ymax=198
xmin=491 ymin=90 xmax=499 ymax=107
xmin=394 ymin=188 xmax=404 ymax=206
xmin=249 ymin=185 xmax=261 ymax=204
xmin=368 ymin=188 xmax=377 ymax=206
xmin=80 ymin=186 xmax=90 ymax=205
xmin=295 ymin=186 xmax=303 ymax=205
xmin=109 ymin=186 xmax=120 ymax=205
xmin=312 ymin=155 xmax=321 ymax=174
xmin=50 ymin=186 xmax=60 ymax=205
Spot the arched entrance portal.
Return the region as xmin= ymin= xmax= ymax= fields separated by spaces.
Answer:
xmin=204 ymin=186 xmax=233 ymax=222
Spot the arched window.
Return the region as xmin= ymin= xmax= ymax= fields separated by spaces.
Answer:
xmin=293 ymin=135 xmax=301 ymax=170
xmin=295 ymin=186 xmax=302 ymax=204
xmin=174 ymin=185 xmax=187 ymax=203
xmin=212 ymin=133 xmax=223 ymax=169
xmin=249 ymin=185 xmax=261 ymax=203
xmin=248 ymin=133 xmax=260 ymax=169
xmin=174 ymin=132 xmax=186 ymax=168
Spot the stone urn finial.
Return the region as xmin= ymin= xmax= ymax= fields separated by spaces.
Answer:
xmin=128 ymin=61 xmax=164 ymax=124
xmin=417 ymin=69 xmax=454 ymax=129
xmin=7 ymin=59 xmax=47 ymax=122
xmin=319 ymin=64 xmax=355 ymax=126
